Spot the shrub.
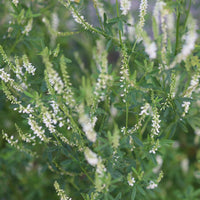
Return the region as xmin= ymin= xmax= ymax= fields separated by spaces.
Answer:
xmin=0 ymin=0 xmax=200 ymax=199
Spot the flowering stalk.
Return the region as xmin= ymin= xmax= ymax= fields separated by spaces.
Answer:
xmin=120 ymin=0 xmax=131 ymax=15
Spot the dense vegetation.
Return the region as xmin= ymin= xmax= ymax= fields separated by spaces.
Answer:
xmin=0 ymin=0 xmax=200 ymax=199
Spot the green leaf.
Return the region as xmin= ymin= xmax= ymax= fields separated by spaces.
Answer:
xmin=64 ymin=57 xmax=72 ymax=63
xmin=132 ymin=135 xmax=143 ymax=147
xmin=137 ymin=185 xmax=146 ymax=196
xmin=24 ymin=90 xmax=34 ymax=98
xmin=131 ymin=187 xmax=136 ymax=200
xmin=115 ymin=192 xmax=122 ymax=200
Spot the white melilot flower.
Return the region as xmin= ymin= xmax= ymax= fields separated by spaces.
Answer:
xmin=79 ymin=113 xmax=97 ymax=142
xmin=18 ymin=104 xmax=34 ymax=114
xmin=138 ymin=0 xmax=148 ymax=31
xmin=28 ymin=117 xmax=46 ymax=141
xmin=84 ymin=148 xmax=98 ymax=166
xmin=43 ymin=111 xmax=56 ymax=133
xmin=170 ymin=17 xmax=198 ymax=69
xmin=93 ymin=0 xmax=105 ymax=20
xmin=180 ymin=22 xmax=198 ymax=59
xmin=151 ymin=108 xmax=161 ymax=137
xmin=120 ymin=0 xmax=131 ymax=15
xmin=182 ymin=74 xmax=199 ymax=116
xmin=52 ymin=13 xmax=59 ymax=31
xmin=139 ymin=103 xmax=150 ymax=115
xmin=22 ymin=18 xmax=33 ymax=36
xmin=128 ymin=177 xmax=135 ymax=186
xmin=47 ymin=68 xmax=64 ymax=94
xmin=195 ymin=128 xmax=200 ymax=136
xmin=69 ymin=6 xmax=93 ymax=30
xmin=153 ymin=1 xmax=166 ymax=26
xmin=153 ymin=155 xmax=163 ymax=173
xmin=23 ymin=56 xmax=36 ymax=75
xmin=0 ymin=69 xmax=14 ymax=83
xmin=181 ymin=158 xmax=189 ymax=174
xmin=146 ymin=181 xmax=158 ymax=189
xmin=12 ymin=0 xmax=19 ymax=6
xmin=182 ymin=101 xmax=190 ymax=116
xmin=127 ymin=172 xmax=135 ymax=186
xmin=149 ymin=148 xmax=157 ymax=154
xmin=54 ymin=181 xmax=72 ymax=200
xmin=79 ymin=104 xmax=97 ymax=142
xmin=144 ymin=41 xmax=157 ymax=59
xmin=96 ymin=158 xmax=107 ymax=175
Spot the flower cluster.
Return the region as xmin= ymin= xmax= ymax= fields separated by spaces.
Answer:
xmin=12 ymin=0 xmax=19 ymax=6
xmin=138 ymin=0 xmax=148 ymax=31
xmin=23 ymin=55 xmax=36 ymax=75
xmin=151 ymin=107 xmax=161 ymax=137
xmin=79 ymin=104 xmax=97 ymax=143
xmin=94 ymin=51 xmax=112 ymax=103
xmin=182 ymin=74 xmax=200 ymax=116
xmin=84 ymin=147 xmax=98 ymax=166
xmin=120 ymin=0 xmax=131 ymax=16
xmin=28 ymin=117 xmax=47 ymax=142
xmin=0 ymin=69 xmax=14 ymax=84
xmin=54 ymin=181 xmax=72 ymax=200
xmin=127 ymin=172 xmax=136 ymax=186
xmin=170 ymin=17 xmax=198 ymax=69
xmin=146 ymin=180 xmax=157 ymax=189
xmin=22 ymin=18 xmax=33 ymax=36
xmin=120 ymin=48 xmax=130 ymax=102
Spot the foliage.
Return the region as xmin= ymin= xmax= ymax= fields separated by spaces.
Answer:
xmin=0 ymin=0 xmax=200 ymax=199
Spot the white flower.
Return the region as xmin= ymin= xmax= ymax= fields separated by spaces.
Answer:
xmin=0 ymin=69 xmax=13 ymax=83
xmin=52 ymin=13 xmax=59 ymax=31
xmin=146 ymin=181 xmax=157 ymax=189
xmin=22 ymin=18 xmax=33 ymax=36
xmin=93 ymin=0 xmax=105 ymax=20
xmin=96 ymin=158 xmax=107 ymax=175
xmin=54 ymin=181 xmax=72 ymax=200
xmin=128 ymin=177 xmax=135 ymax=186
xmin=84 ymin=148 xmax=98 ymax=166
xmin=12 ymin=0 xmax=19 ymax=6
xmin=138 ymin=0 xmax=148 ymax=30
xmin=151 ymin=108 xmax=161 ymax=137
xmin=120 ymin=0 xmax=131 ymax=15
xmin=43 ymin=111 xmax=56 ymax=133
xmin=139 ymin=103 xmax=150 ymax=115
xmin=182 ymin=101 xmax=190 ymax=116
xmin=79 ymin=105 xmax=97 ymax=142
xmin=23 ymin=56 xmax=36 ymax=75
xmin=170 ymin=17 xmax=198 ymax=69
xmin=153 ymin=1 xmax=166 ymax=26
xmin=181 ymin=158 xmax=189 ymax=174
xmin=144 ymin=41 xmax=157 ymax=59
xmin=28 ymin=117 xmax=46 ymax=141
xmin=47 ymin=68 xmax=64 ymax=94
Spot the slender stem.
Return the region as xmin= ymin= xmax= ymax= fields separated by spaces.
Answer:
xmin=116 ymin=0 xmax=123 ymax=46
xmin=183 ymin=0 xmax=192 ymax=31
xmin=80 ymin=165 xmax=95 ymax=184
xmin=128 ymin=39 xmax=138 ymax=62
xmin=175 ymin=10 xmax=181 ymax=56
xmin=92 ymin=0 xmax=104 ymax=30
xmin=126 ymin=102 xmax=129 ymax=131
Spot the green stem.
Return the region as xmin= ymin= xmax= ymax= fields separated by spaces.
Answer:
xmin=92 ymin=0 xmax=104 ymax=30
xmin=175 ymin=10 xmax=181 ymax=56
xmin=80 ymin=165 xmax=95 ymax=184
xmin=183 ymin=0 xmax=192 ymax=31
xmin=116 ymin=0 xmax=123 ymax=46
xmin=126 ymin=102 xmax=129 ymax=131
